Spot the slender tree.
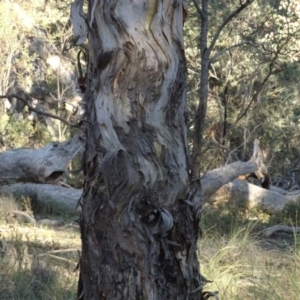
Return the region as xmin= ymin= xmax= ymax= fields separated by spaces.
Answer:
xmin=191 ymin=0 xmax=255 ymax=176
xmin=72 ymin=0 xmax=204 ymax=299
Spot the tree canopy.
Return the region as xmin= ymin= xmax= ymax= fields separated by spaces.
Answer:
xmin=1 ymin=0 xmax=300 ymax=180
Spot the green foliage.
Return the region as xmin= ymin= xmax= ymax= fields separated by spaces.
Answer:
xmin=0 ymin=115 xmax=53 ymax=148
xmin=0 ymin=0 xmax=79 ymax=150
xmin=269 ymin=199 xmax=300 ymax=226
xmin=185 ymin=0 xmax=300 ymax=175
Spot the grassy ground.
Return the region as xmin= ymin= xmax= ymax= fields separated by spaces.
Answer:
xmin=0 ymin=195 xmax=80 ymax=300
xmin=200 ymin=200 xmax=300 ymax=299
xmin=1 ymin=195 xmax=300 ymax=299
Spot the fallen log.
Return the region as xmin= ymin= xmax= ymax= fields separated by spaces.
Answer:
xmin=0 ymin=183 xmax=82 ymax=213
xmin=200 ymin=139 xmax=299 ymax=213
xmin=201 ymin=160 xmax=257 ymax=198
xmin=0 ymin=138 xmax=287 ymax=215
xmin=201 ymin=139 xmax=268 ymax=198
xmin=262 ymin=225 xmax=300 ymax=238
xmin=0 ymin=135 xmax=83 ymax=184
xmin=5 ymin=178 xmax=290 ymax=215
xmin=210 ymin=179 xmax=300 ymax=214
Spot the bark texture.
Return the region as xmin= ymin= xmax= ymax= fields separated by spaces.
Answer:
xmin=201 ymin=160 xmax=257 ymax=198
xmin=0 ymin=183 xmax=81 ymax=212
xmin=201 ymin=139 xmax=266 ymax=197
xmin=77 ymin=1 xmax=203 ymax=299
xmin=0 ymin=135 xmax=83 ymax=184
xmin=210 ymin=179 xmax=300 ymax=214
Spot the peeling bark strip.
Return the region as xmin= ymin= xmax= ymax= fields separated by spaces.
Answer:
xmin=71 ymin=0 xmax=88 ymax=45
xmin=76 ymin=1 xmax=203 ymax=299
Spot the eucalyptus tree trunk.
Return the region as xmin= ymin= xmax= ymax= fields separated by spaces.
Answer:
xmin=77 ymin=1 xmax=203 ymax=299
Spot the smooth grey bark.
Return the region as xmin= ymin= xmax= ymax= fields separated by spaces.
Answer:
xmin=201 ymin=139 xmax=267 ymax=197
xmin=0 ymin=135 xmax=83 ymax=184
xmin=202 ymin=140 xmax=294 ymax=214
xmin=201 ymin=160 xmax=257 ymax=197
xmin=0 ymin=183 xmax=81 ymax=212
xmin=75 ymin=0 xmax=203 ymax=299
xmin=210 ymin=179 xmax=300 ymax=214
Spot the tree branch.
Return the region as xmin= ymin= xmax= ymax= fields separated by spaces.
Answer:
xmin=234 ymin=52 xmax=279 ymax=125
xmin=201 ymin=139 xmax=265 ymax=198
xmin=0 ymin=94 xmax=83 ymax=127
xmin=208 ymin=0 xmax=255 ymax=54
xmin=191 ymin=0 xmax=207 ymax=20
xmin=210 ymin=41 xmax=262 ymax=63
xmin=211 ymin=135 xmax=240 ymax=162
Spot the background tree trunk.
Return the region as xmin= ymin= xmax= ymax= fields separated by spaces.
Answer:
xmin=192 ymin=0 xmax=209 ymax=177
xmin=77 ymin=1 xmax=203 ymax=299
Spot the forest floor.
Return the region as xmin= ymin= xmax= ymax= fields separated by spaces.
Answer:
xmin=200 ymin=200 xmax=300 ymax=299
xmin=0 ymin=195 xmax=80 ymax=300
xmin=1 ymin=195 xmax=300 ymax=299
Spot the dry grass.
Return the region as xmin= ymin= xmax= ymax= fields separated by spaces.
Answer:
xmin=0 ymin=194 xmax=18 ymax=218
xmin=0 ymin=195 xmax=80 ymax=300
xmin=2 ymin=194 xmax=300 ymax=299
xmin=200 ymin=205 xmax=300 ymax=300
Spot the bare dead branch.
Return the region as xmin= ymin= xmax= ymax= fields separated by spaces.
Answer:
xmin=211 ymin=135 xmax=240 ymax=162
xmin=210 ymin=41 xmax=262 ymax=63
xmin=209 ymin=0 xmax=255 ymax=54
xmin=37 ymin=248 xmax=79 ymax=256
xmin=234 ymin=53 xmax=278 ymax=125
xmin=0 ymin=94 xmax=83 ymax=127
xmin=47 ymin=254 xmax=77 ymax=264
